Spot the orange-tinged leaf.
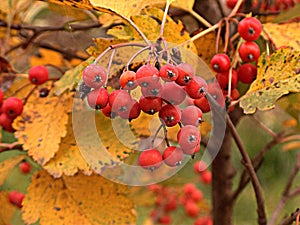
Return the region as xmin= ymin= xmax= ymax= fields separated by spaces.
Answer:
xmin=5 ymin=76 xmax=35 ymax=99
xmin=43 ymin=117 xmax=92 ymax=177
xmin=22 ymin=170 xmax=136 ymax=225
xmin=240 ymin=47 xmax=300 ymax=114
xmin=0 ymin=154 xmax=25 ymax=186
xmin=13 ymin=93 xmax=73 ymax=165
xmin=282 ymin=141 xmax=300 ymax=151
xmin=30 ymin=49 xmax=64 ymax=68
xmin=263 ymin=22 xmax=300 ymax=50
xmin=0 ymin=191 xmax=17 ymax=225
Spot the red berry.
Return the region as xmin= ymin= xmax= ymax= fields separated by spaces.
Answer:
xmin=101 ymin=104 xmax=114 ymax=118
xmin=158 ymin=215 xmax=172 ymax=224
xmin=185 ymin=77 xmax=208 ymax=99
xmin=148 ymin=184 xmax=161 ymax=193
xmin=120 ymin=70 xmax=137 ymax=90
xmin=238 ymin=41 xmax=260 ymax=62
xmin=183 ymin=183 xmax=197 ymax=195
xmin=230 ymin=88 xmax=240 ymax=100
xmin=191 ymin=189 xmax=203 ymax=202
xmin=0 ymin=89 xmax=4 ymax=106
xmin=237 ymin=63 xmax=257 ymax=84
xmin=141 ymin=81 xmax=163 ymax=98
xmin=161 ymin=82 xmax=186 ymax=105
xmin=164 ymin=196 xmax=177 ymax=212
xmin=210 ymin=53 xmax=231 ymax=73
xmin=194 ymin=217 xmax=213 ymax=225
xmin=200 ymin=170 xmax=212 ymax=184
xmin=28 ymin=65 xmax=49 ymax=85
xmin=2 ymin=97 xmax=23 ymax=119
xmin=109 ymin=90 xmax=132 ymax=113
xmin=226 ymin=0 xmax=238 ymax=8
xmin=185 ymin=201 xmax=199 ymax=217
xmin=194 ymin=97 xmax=210 ymax=113
xmin=136 ymin=64 xmax=159 ymax=87
xmin=139 ymin=149 xmax=163 ymax=170
xmin=238 ymin=17 xmax=262 ymax=41
xmin=82 ymin=64 xmax=107 ymax=88
xmin=159 ymin=104 xmax=182 ymax=127
xmin=216 ymin=69 xmax=238 ymax=90
xmin=87 ymin=87 xmax=109 ymax=109
xmin=162 ymin=146 xmax=184 ymax=167
xmin=19 ymin=161 xmax=31 ymax=174
xmin=175 ymin=63 xmax=194 ymax=86
xmin=0 ymin=113 xmax=14 ymax=132
xmin=193 ymin=161 xmax=207 ymax=174
xmin=8 ymin=191 xmax=25 ymax=208
xmin=159 ymin=64 xmax=178 ymax=81
xmin=118 ymin=99 xmax=141 ymax=120
xmin=177 ymin=125 xmax=201 ymax=152
xmin=139 ymin=96 xmax=162 ymax=115
xmin=181 ymin=105 xmax=203 ymax=127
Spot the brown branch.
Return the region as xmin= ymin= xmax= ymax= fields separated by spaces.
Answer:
xmin=278 ymin=208 xmax=300 ymax=225
xmin=227 ymin=114 xmax=267 ymax=225
xmin=269 ymin=153 xmax=300 ymax=225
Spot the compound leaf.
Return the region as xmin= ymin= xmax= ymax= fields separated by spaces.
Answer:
xmin=22 ymin=170 xmax=136 ymax=225
xmin=13 ymin=93 xmax=73 ymax=165
xmin=240 ymin=47 xmax=300 ymax=114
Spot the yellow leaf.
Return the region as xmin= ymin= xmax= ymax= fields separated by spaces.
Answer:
xmin=0 ymin=154 xmax=25 ymax=186
xmin=282 ymin=141 xmax=300 ymax=151
xmin=240 ymin=47 xmax=300 ymax=114
xmin=0 ymin=191 xmax=17 ymax=225
xmin=44 ymin=116 xmax=92 ymax=177
xmin=13 ymin=93 xmax=73 ymax=165
xmin=22 ymin=170 xmax=136 ymax=225
xmin=48 ymin=2 xmax=90 ymax=20
xmin=98 ymin=13 xmax=123 ymax=28
xmin=5 ymin=76 xmax=35 ymax=99
xmin=53 ymin=57 xmax=95 ymax=96
xmin=263 ymin=22 xmax=300 ymax=50
xmin=30 ymin=49 xmax=64 ymax=68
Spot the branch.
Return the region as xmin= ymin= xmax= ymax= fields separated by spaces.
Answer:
xmin=268 ymin=153 xmax=300 ymax=225
xmin=278 ymin=208 xmax=300 ymax=225
xmin=226 ymin=114 xmax=267 ymax=225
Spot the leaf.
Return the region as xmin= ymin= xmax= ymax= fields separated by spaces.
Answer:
xmin=239 ymin=47 xmax=300 ymax=114
xmin=5 ymin=76 xmax=35 ymax=99
xmin=13 ymin=93 xmax=73 ymax=165
xmin=0 ymin=191 xmax=17 ymax=225
xmin=263 ymin=22 xmax=300 ymax=50
xmin=53 ymin=57 xmax=95 ymax=95
xmin=22 ymin=170 xmax=136 ymax=225
xmin=43 ymin=116 xmax=92 ymax=178
xmin=0 ymin=154 xmax=25 ymax=186
xmin=282 ymin=141 xmax=300 ymax=151
xmin=272 ymin=3 xmax=300 ymax=23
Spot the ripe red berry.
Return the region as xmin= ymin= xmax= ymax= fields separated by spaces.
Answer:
xmin=159 ymin=64 xmax=178 ymax=81
xmin=238 ymin=17 xmax=262 ymax=41
xmin=8 ymin=191 xmax=25 ymax=208
xmin=162 ymin=146 xmax=184 ymax=167
xmin=216 ymin=69 xmax=238 ymax=90
xmin=210 ymin=53 xmax=231 ymax=73
xmin=0 ymin=113 xmax=14 ymax=132
xmin=183 ymin=183 xmax=197 ymax=195
xmin=109 ymin=90 xmax=132 ymax=113
xmin=237 ymin=63 xmax=257 ymax=84
xmin=136 ymin=64 xmax=159 ymax=87
xmin=185 ymin=201 xmax=199 ymax=217
xmin=193 ymin=160 xmax=207 ymax=174
xmin=82 ymin=64 xmax=107 ymax=88
xmin=0 ymin=89 xmax=4 ymax=106
xmin=164 ymin=196 xmax=177 ymax=212
xmin=194 ymin=217 xmax=213 ymax=225
xmin=159 ymin=104 xmax=182 ymax=127
xmin=2 ymin=97 xmax=23 ymax=119
xmin=175 ymin=63 xmax=194 ymax=86
xmin=139 ymin=96 xmax=162 ymax=115
xmin=238 ymin=41 xmax=260 ymax=62
xmin=120 ymin=70 xmax=137 ymax=90
xmin=185 ymin=77 xmax=208 ymax=99
xmin=161 ymin=82 xmax=186 ymax=105
xmin=177 ymin=125 xmax=201 ymax=152
xmin=200 ymin=170 xmax=212 ymax=184
xmin=87 ymin=87 xmax=109 ymax=109
xmin=226 ymin=0 xmax=238 ymax=9
xmin=101 ymin=104 xmax=116 ymax=118
xmin=158 ymin=214 xmax=172 ymax=224
xmin=118 ymin=99 xmax=141 ymax=121
xmin=19 ymin=161 xmax=31 ymax=174
xmin=194 ymin=96 xmax=210 ymax=113
xmin=191 ymin=189 xmax=203 ymax=202
xmin=28 ymin=65 xmax=49 ymax=85
xmin=181 ymin=105 xmax=203 ymax=127
xmin=139 ymin=148 xmax=163 ymax=170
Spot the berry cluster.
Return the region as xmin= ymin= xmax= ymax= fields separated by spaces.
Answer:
xmin=210 ymin=16 xmax=262 ymax=107
xmin=80 ymin=60 xmax=222 ymax=170
xmin=0 ymin=90 xmax=23 ymax=132
xmin=148 ymin=180 xmax=212 ymax=225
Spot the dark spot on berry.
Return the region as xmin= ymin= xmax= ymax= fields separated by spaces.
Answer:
xmin=148 ymin=109 xmax=155 ymax=115
xmin=183 ymin=75 xmax=191 ymax=83
xmin=32 ymin=78 xmax=38 ymax=83
xmin=189 ymin=135 xmax=196 ymax=142
xmin=213 ymin=64 xmax=220 ymax=71
xmin=94 ymin=74 xmax=102 ymax=83
xmin=247 ymin=54 xmax=254 ymax=60
xmin=141 ymin=82 xmax=149 ymax=87
xmin=127 ymin=80 xmax=134 ymax=87
xmin=248 ymin=27 xmax=255 ymax=34
xmin=150 ymin=88 xmax=159 ymax=96
xmin=8 ymin=109 xmax=15 ymax=115
xmin=95 ymin=105 xmax=101 ymax=110
xmin=167 ymin=70 xmax=175 ymax=78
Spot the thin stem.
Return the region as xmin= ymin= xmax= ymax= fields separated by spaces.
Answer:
xmin=0 ymin=142 xmax=21 ymax=150
xmin=229 ymin=0 xmax=244 ymax=17
xmin=151 ymin=124 xmax=164 ymax=148
xmin=162 ymin=125 xmax=170 ymax=147
xmin=189 ymin=9 xmax=212 ymax=28
xmin=215 ymin=19 xmax=223 ymax=54
xmin=107 ymin=48 xmax=116 ymax=82
xmin=227 ymin=114 xmax=267 ymax=225
xmin=253 ymin=115 xmax=277 ymax=138
xmin=160 ymin=1 xmax=171 ymax=37
xmin=224 ymin=18 xmax=230 ymax=53
xmin=227 ymin=68 xmax=233 ymax=100
xmin=126 ymin=46 xmax=150 ymax=70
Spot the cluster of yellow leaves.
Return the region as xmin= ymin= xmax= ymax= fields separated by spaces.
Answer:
xmin=22 ymin=170 xmax=136 ymax=225
xmin=240 ymin=47 xmax=300 ymax=114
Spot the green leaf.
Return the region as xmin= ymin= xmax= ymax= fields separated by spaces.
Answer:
xmin=272 ymin=3 xmax=300 ymax=23
xmin=240 ymin=47 xmax=300 ymax=114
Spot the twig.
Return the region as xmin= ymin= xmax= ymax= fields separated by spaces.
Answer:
xmin=0 ymin=142 xmax=22 ymax=152
xmin=268 ymin=153 xmax=300 ymax=225
xmin=160 ymin=1 xmax=171 ymax=37
xmin=278 ymin=209 xmax=300 ymax=225
xmin=253 ymin=115 xmax=277 ymax=138
xmin=188 ymin=10 xmax=212 ymax=28
xmin=227 ymin=114 xmax=267 ymax=225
